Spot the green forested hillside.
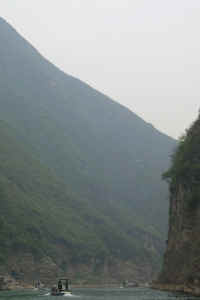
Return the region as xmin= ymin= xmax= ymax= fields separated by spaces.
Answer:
xmin=0 ymin=121 xmax=142 ymax=261
xmin=0 ymin=120 xmax=163 ymax=273
xmin=0 ymin=17 xmax=176 ymax=280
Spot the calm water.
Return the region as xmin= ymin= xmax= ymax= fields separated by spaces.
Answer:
xmin=0 ymin=288 xmax=198 ymax=300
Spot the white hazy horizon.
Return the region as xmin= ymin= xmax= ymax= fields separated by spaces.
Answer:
xmin=1 ymin=0 xmax=200 ymax=139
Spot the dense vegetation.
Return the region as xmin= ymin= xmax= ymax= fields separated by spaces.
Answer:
xmin=0 ymin=17 xmax=176 ymax=274
xmin=0 ymin=120 xmax=163 ymax=271
xmin=163 ymin=115 xmax=200 ymax=208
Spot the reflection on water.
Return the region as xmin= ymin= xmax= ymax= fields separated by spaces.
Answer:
xmin=0 ymin=288 xmax=198 ymax=300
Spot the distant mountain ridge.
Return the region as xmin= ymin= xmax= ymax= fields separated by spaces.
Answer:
xmin=0 ymin=17 xmax=176 ymax=283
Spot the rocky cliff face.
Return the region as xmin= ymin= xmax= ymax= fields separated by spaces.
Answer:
xmin=156 ymin=114 xmax=200 ymax=294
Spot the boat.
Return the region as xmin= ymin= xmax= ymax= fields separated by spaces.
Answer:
xmin=51 ymin=278 xmax=72 ymax=296
xmin=122 ymin=280 xmax=139 ymax=288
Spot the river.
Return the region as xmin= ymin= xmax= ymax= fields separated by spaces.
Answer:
xmin=0 ymin=287 xmax=198 ymax=300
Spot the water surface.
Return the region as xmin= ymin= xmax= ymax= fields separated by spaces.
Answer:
xmin=0 ymin=287 xmax=198 ymax=300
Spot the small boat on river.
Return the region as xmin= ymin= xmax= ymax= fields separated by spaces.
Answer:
xmin=51 ymin=278 xmax=72 ymax=296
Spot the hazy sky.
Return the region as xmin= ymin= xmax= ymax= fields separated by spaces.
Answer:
xmin=1 ymin=0 xmax=200 ymax=138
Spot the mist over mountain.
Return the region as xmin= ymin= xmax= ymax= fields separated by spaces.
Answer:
xmin=0 ymin=17 xmax=176 ymax=283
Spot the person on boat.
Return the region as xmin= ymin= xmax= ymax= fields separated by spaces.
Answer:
xmin=58 ymin=279 xmax=63 ymax=291
xmin=52 ymin=286 xmax=57 ymax=292
xmin=65 ymin=279 xmax=69 ymax=291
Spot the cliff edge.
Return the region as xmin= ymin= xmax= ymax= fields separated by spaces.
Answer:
xmin=154 ymin=113 xmax=200 ymax=295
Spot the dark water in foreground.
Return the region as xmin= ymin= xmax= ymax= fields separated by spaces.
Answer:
xmin=0 ymin=288 xmax=198 ymax=300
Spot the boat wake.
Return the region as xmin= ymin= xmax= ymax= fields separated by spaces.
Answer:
xmin=43 ymin=292 xmax=78 ymax=297
xmin=43 ymin=292 xmax=50 ymax=296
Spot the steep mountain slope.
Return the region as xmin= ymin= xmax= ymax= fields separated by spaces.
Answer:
xmin=0 ymin=120 xmax=159 ymax=283
xmin=155 ymin=114 xmax=200 ymax=294
xmin=0 ymin=17 xmax=176 ymax=283
xmin=0 ymin=121 xmax=106 ymax=262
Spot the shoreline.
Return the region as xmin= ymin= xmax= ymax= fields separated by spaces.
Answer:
xmin=151 ymin=282 xmax=200 ymax=296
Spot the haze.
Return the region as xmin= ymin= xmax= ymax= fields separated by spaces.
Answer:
xmin=1 ymin=0 xmax=200 ymax=138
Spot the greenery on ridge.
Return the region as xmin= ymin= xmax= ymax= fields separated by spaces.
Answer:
xmin=163 ymin=114 xmax=200 ymax=209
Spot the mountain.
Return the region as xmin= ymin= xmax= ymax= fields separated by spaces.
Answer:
xmin=0 ymin=120 xmax=149 ymax=284
xmin=0 ymin=17 xmax=176 ymax=285
xmin=154 ymin=114 xmax=200 ymax=295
